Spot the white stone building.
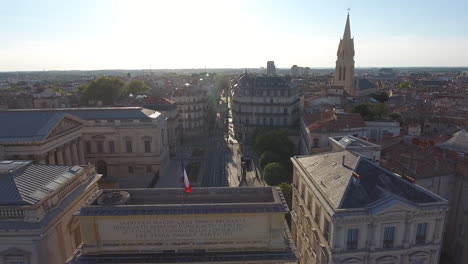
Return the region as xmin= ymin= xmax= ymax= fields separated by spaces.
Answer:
xmin=0 ymin=107 xmax=170 ymax=188
xmin=291 ymin=150 xmax=448 ymax=264
xmin=232 ymin=74 xmax=300 ymax=142
xmin=171 ymin=85 xmax=208 ymax=141
xmin=0 ymin=160 xmax=100 ymax=264
xmin=300 ymin=110 xmax=366 ymax=154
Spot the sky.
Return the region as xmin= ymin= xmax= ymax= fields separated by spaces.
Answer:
xmin=1 ymin=0 xmax=468 ymax=71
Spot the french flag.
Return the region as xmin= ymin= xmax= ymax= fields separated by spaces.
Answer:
xmin=181 ymin=161 xmax=192 ymax=193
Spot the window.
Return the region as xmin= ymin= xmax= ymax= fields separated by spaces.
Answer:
xmin=97 ymin=141 xmax=104 ymax=153
xmin=270 ymin=118 xmax=273 ymax=126
xmin=283 ymin=118 xmax=287 ymax=126
xmin=347 ymin=228 xmax=359 ymax=249
xmin=5 ymin=255 xmax=26 ymax=264
xmin=146 ymin=166 xmax=152 ymax=173
xmin=383 ymin=226 xmax=395 ymax=248
xmin=416 ymin=223 xmax=427 ymax=244
xmin=315 ymin=204 xmax=321 ymax=224
xmin=128 ymin=166 xmax=133 ymax=173
xmin=313 ymin=138 xmax=319 ymax=148
xmin=307 ymin=195 xmax=312 ymax=210
xmin=144 ymin=141 xmax=151 ymax=153
xmin=323 ymin=219 xmax=330 ymax=240
xmin=283 ymin=108 xmax=288 ymax=114
xmin=85 ymin=141 xmax=92 ymax=153
xmin=109 ymin=141 xmax=115 ymax=153
xmin=126 ymin=141 xmax=133 ymax=153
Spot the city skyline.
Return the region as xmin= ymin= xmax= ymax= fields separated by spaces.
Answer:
xmin=1 ymin=0 xmax=468 ymax=71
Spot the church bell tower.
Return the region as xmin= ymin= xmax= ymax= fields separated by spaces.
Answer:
xmin=333 ymin=13 xmax=355 ymax=95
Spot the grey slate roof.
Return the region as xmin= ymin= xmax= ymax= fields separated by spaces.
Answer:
xmin=295 ymin=150 xmax=443 ymax=210
xmin=437 ymin=129 xmax=468 ymax=154
xmin=0 ymin=107 xmax=160 ymax=142
xmin=354 ymin=78 xmax=375 ymax=90
xmin=0 ymin=160 xmax=81 ymax=205
xmin=0 ymin=173 xmax=98 ymax=230
xmin=0 ymin=111 xmax=65 ymax=142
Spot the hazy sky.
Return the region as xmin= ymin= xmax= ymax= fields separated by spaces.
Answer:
xmin=1 ymin=0 xmax=468 ymax=71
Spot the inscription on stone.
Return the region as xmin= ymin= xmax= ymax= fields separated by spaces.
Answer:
xmin=99 ymin=216 xmax=266 ymax=242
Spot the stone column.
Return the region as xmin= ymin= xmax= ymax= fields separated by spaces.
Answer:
xmin=56 ymin=148 xmax=64 ymax=165
xmin=35 ymin=154 xmax=47 ymax=164
xmin=71 ymin=141 xmax=79 ymax=165
xmin=64 ymin=144 xmax=72 ymax=165
xmin=48 ymin=151 xmax=56 ymax=165
xmin=78 ymin=139 xmax=85 ymax=164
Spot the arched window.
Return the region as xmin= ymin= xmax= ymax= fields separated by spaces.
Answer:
xmin=313 ymin=138 xmax=319 ymax=148
xmin=343 ymin=67 xmax=346 ymax=81
xmin=339 ymin=67 xmax=342 ymax=80
xmin=96 ymin=160 xmax=107 ymax=178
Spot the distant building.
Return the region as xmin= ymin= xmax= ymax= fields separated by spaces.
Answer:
xmin=365 ymin=120 xmax=401 ymax=141
xmin=0 ymin=161 xmax=100 ymax=264
xmin=0 ymin=107 xmax=170 ymax=188
xmin=67 ymin=187 xmax=298 ymax=263
xmin=291 ymin=150 xmax=448 ymax=264
xmin=171 ymin=85 xmax=208 ymax=141
xmin=143 ymin=97 xmax=181 ymax=157
xmin=291 ymin=65 xmax=299 ymax=77
xmin=333 ymin=13 xmax=378 ymax=97
xmin=300 ymin=109 xmax=366 ymax=154
xmin=267 ymin=61 xmax=276 ymax=76
xmin=232 ymin=74 xmax=300 ymax=142
xmin=329 ymin=135 xmax=381 ymax=164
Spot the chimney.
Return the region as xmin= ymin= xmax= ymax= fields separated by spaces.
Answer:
xmin=342 ymin=155 xmax=345 ymax=166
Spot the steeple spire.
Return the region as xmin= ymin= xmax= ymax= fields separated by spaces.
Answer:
xmin=343 ymin=11 xmax=351 ymax=40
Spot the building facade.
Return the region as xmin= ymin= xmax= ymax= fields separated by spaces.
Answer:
xmin=267 ymin=61 xmax=276 ymax=76
xmin=0 ymin=107 xmax=170 ymax=188
xmin=300 ymin=110 xmax=366 ymax=154
xmin=67 ymin=187 xmax=297 ymax=263
xmin=291 ymin=150 xmax=448 ymax=264
xmin=0 ymin=161 xmax=100 ymax=264
xmin=232 ymin=74 xmax=300 ymax=142
xmin=171 ymin=85 xmax=208 ymax=141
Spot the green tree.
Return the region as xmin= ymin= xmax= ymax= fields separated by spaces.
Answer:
xmin=277 ymin=182 xmax=292 ymax=209
xmin=81 ymin=76 xmax=126 ymax=105
xmin=371 ymin=92 xmax=389 ymax=103
xmin=263 ymin=163 xmax=290 ymax=186
xmin=259 ymin=151 xmax=281 ymax=170
xmin=397 ymin=81 xmax=411 ymax=89
xmin=351 ymin=104 xmax=374 ymax=120
xmin=125 ymin=80 xmax=150 ymax=95
xmin=389 ymin=112 xmax=401 ymax=122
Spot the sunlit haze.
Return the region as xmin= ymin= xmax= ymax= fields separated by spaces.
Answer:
xmin=1 ymin=0 xmax=468 ymax=71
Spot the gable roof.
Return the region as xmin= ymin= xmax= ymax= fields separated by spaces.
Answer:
xmin=302 ymin=111 xmax=365 ymax=133
xmin=0 ymin=160 xmax=82 ymax=205
xmin=294 ymin=150 xmax=445 ymax=211
xmin=0 ymin=111 xmax=80 ymax=142
xmin=437 ymin=129 xmax=468 ymax=154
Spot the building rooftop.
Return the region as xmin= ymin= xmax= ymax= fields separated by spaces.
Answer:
xmin=437 ymin=129 xmax=468 ymax=154
xmin=237 ymin=74 xmax=294 ymax=90
xmin=0 ymin=107 xmax=161 ymax=142
xmin=5 ymin=107 xmax=160 ymax=120
xmin=0 ymin=160 xmax=83 ymax=205
xmin=77 ymin=187 xmax=289 ymax=216
xmin=302 ymin=110 xmax=365 ymax=133
xmin=293 ymin=150 xmax=446 ymax=210
xmin=332 ymin=135 xmax=379 ymax=149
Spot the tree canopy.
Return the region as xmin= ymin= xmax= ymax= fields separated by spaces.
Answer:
xmin=125 ymin=80 xmax=150 ymax=95
xmin=81 ymin=76 xmax=126 ymax=105
xmin=371 ymin=92 xmax=389 ymax=103
xmin=259 ymin=151 xmax=282 ymax=170
xmin=263 ymin=163 xmax=290 ymax=186
xmin=254 ymin=129 xmax=294 ymax=163
xmin=397 ymin=81 xmax=411 ymax=89
xmin=351 ymin=103 xmax=390 ymax=121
